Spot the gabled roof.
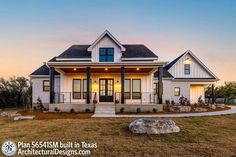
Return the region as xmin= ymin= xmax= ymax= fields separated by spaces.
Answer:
xmin=122 ymin=44 xmax=158 ymax=58
xmin=154 ymin=67 xmax=173 ymax=78
xmin=48 ymin=44 xmax=158 ymax=62
xmin=88 ymin=30 xmax=126 ymax=51
xmin=30 ymin=65 xmax=60 ymax=76
xmin=165 ymin=50 xmax=218 ymax=80
xmin=165 ymin=52 xmax=185 ymax=70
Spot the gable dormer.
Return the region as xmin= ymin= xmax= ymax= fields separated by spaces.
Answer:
xmin=88 ymin=30 xmax=126 ymax=62
xmin=166 ymin=50 xmax=218 ymax=79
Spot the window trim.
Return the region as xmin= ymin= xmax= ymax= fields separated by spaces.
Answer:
xmin=124 ymin=79 xmax=131 ymax=99
xmin=174 ymin=87 xmax=180 ymax=96
xmin=72 ymin=79 xmax=81 ymax=99
xmin=184 ymin=64 xmax=190 ymax=75
xmin=43 ymin=80 xmax=50 ymax=92
xmin=132 ymin=79 xmax=141 ymax=99
xmin=99 ymin=48 xmax=114 ymax=62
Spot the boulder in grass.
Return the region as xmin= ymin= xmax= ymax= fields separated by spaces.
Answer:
xmin=129 ymin=119 xmax=180 ymax=134
xmin=14 ymin=116 xmax=35 ymax=121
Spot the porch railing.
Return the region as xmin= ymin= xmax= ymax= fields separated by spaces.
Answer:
xmin=54 ymin=92 xmax=158 ymax=104
xmin=115 ymin=92 xmax=159 ymax=105
xmin=54 ymin=92 xmax=97 ymax=104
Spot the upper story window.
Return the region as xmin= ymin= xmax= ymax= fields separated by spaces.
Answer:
xmin=99 ymin=48 xmax=114 ymax=62
xmin=184 ymin=64 xmax=190 ymax=75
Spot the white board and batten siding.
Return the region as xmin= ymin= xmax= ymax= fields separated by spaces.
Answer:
xmin=32 ymin=77 xmax=60 ymax=108
xmin=91 ymin=35 xmax=122 ymax=62
xmin=163 ymin=52 xmax=215 ymax=104
xmin=168 ymin=53 xmax=213 ymax=79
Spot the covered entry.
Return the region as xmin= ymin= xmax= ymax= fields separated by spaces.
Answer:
xmin=99 ymin=79 xmax=114 ymax=102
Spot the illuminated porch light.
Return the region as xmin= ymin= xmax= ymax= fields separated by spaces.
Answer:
xmin=73 ymin=68 xmax=77 ymax=71
xmin=105 ymin=68 xmax=108 ymax=71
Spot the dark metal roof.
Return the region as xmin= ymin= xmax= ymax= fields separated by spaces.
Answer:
xmin=165 ymin=52 xmax=186 ymax=70
xmin=154 ymin=68 xmax=173 ymax=78
xmin=30 ymin=65 xmax=59 ymax=76
xmin=122 ymin=44 xmax=157 ymax=58
xmin=48 ymin=44 xmax=158 ymax=62
xmin=57 ymin=45 xmax=91 ymax=58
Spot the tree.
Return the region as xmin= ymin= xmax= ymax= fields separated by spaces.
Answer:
xmin=205 ymin=81 xmax=236 ymax=103
xmin=0 ymin=76 xmax=31 ymax=108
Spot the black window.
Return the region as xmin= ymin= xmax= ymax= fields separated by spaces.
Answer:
xmin=83 ymin=79 xmax=87 ymax=99
xmin=83 ymin=79 xmax=91 ymax=99
xmin=43 ymin=80 xmax=49 ymax=92
xmin=124 ymin=79 xmax=131 ymax=99
xmin=73 ymin=79 xmax=81 ymax=99
xmin=174 ymin=87 xmax=180 ymax=96
xmin=132 ymin=79 xmax=141 ymax=99
xmin=184 ymin=64 xmax=190 ymax=75
xmin=154 ymin=83 xmax=158 ymax=94
xmin=99 ymin=48 xmax=114 ymax=62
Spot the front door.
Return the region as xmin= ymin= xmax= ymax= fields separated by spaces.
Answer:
xmin=99 ymin=79 xmax=114 ymax=102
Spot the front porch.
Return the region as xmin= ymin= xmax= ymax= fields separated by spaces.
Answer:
xmin=48 ymin=64 xmax=165 ymax=112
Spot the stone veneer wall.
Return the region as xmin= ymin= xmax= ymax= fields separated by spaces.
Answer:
xmin=116 ymin=104 xmax=163 ymax=113
xmin=49 ymin=104 xmax=94 ymax=112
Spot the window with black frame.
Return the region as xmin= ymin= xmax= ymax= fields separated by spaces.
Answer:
xmin=153 ymin=83 xmax=158 ymax=94
xmin=99 ymin=48 xmax=114 ymax=62
xmin=43 ymin=80 xmax=50 ymax=92
xmin=73 ymin=79 xmax=81 ymax=99
xmin=124 ymin=79 xmax=131 ymax=99
xmin=174 ymin=87 xmax=180 ymax=96
xmin=184 ymin=64 xmax=190 ymax=75
xmin=132 ymin=79 xmax=141 ymax=99
xmin=83 ymin=79 xmax=92 ymax=99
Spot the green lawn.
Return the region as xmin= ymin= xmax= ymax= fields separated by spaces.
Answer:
xmin=0 ymin=113 xmax=236 ymax=157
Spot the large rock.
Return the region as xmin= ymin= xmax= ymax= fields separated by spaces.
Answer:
xmin=129 ymin=119 xmax=180 ymax=134
xmin=216 ymin=104 xmax=225 ymax=108
xmin=169 ymin=106 xmax=191 ymax=112
xmin=14 ymin=116 xmax=35 ymax=121
xmin=0 ymin=112 xmax=21 ymax=117
xmin=194 ymin=107 xmax=207 ymax=112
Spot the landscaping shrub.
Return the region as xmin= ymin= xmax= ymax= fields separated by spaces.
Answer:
xmin=85 ymin=108 xmax=90 ymax=113
xmin=54 ymin=107 xmax=60 ymax=112
xmin=120 ymin=107 xmax=124 ymax=113
xmin=179 ymin=96 xmax=189 ymax=106
xmin=171 ymin=100 xmax=175 ymax=105
xmin=152 ymin=108 xmax=157 ymax=113
xmin=165 ymin=100 xmax=170 ymax=105
xmin=115 ymin=99 xmax=119 ymax=104
xmin=36 ymin=97 xmax=44 ymax=110
xmin=136 ymin=108 xmax=141 ymax=113
xmin=70 ymin=108 xmax=75 ymax=113
xmin=163 ymin=104 xmax=171 ymax=111
xmin=198 ymin=96 xmax=205 ymax=106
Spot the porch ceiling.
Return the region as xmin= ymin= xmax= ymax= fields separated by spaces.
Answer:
xmin=59 ymin=67 xmax=155 ymax=73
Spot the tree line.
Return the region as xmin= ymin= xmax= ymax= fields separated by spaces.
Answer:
xmin=0 ymin=77 xmax=31 ymax=109
xmin=205 ymin=81 xmax=236 ymax=103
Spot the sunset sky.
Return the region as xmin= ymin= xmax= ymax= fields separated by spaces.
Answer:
xmin=0 ymin=0 xmax=235 ymax=85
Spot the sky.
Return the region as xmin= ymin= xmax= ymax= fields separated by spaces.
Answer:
xmin=0 ymin=0 xmax=235 ymax=85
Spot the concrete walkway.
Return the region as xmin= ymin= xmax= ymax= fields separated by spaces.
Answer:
xmin=93 ymin=106 xmax=236 ymax=118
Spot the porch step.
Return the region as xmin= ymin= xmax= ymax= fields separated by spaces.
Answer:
xmin=92 ymin=105 xmax=116 ymax=117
